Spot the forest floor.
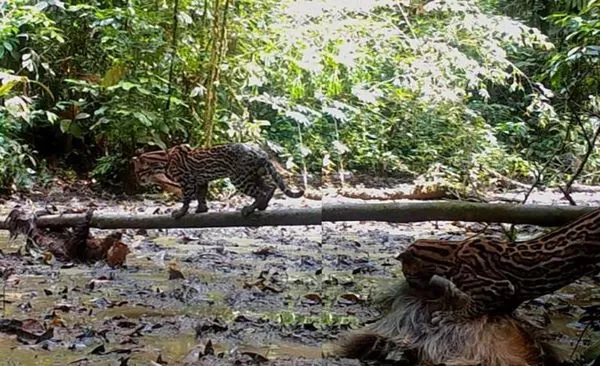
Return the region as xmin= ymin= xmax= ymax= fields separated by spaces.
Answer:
xmin=0 ymin=179 xmax=599 ymax=365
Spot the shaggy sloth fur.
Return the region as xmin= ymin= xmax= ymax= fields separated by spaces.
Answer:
xmin=334 ymin=280 xmax=561 ymax=366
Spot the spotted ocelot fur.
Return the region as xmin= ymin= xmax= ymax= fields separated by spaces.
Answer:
xmin=398 ymin=207 xmax=600 ymax=325
xmin=133 ymin=143 xmax=304 ymax=218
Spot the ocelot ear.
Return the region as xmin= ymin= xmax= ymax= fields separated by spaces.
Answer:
xmin=395 ymin=251 xmax=408 ymax=261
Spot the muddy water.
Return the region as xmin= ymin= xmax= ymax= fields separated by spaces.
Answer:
xmin=0 ymin=191 xmax=598 ymax=365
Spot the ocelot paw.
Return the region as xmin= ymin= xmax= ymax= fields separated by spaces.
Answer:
xmin=241 ymin=205 xmax=256 ymax=217
xmin=195 ymin=205 xmax=209 ymax=214
xmin=429 ymin=275 xmax=470 ymax=303
xmin=431 ymin=309 xmax=475 ymax=327
xmin=171 ymin=208 xmax=188 ymax=219
xmin=430 ymin=310 xmax=457 ymax=327
xmin=429 ymin=274 xmax=453 ymax=292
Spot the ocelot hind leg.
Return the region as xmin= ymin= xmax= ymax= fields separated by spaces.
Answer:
xmin=195 ymin=182 xmax=209 ymax=213
xmin=256 ymin=180 xmax=276 ymax=211
xmin=232 ymin=174 xmax=274 ymax=216
xmin=172 ymin=174 xmax=195 ymax=219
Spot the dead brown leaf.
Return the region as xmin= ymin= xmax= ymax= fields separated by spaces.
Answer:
xmin=339 ymin=293 xmax=362 ymax=305
xmin=106 ymin=242 xmax=130 ymax=268
xmin=252 ymin=246 xmax=277 ymax=256
xmin=303 ymin=293 xmax=323 ymax=305
xmin=168 ymin=262 xmax=185 ymax=280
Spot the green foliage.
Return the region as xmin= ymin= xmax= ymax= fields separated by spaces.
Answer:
xmin=0 ymin=0 xmax=63 ymax=190
xmin=0 ymin=120 xmax=36 ymax=190
xmin=0 ymin=0 xmax=598 ymax=191
xmin=0 ymin=72 xmax=40 ymax=190
xmin=91 ymin=153 xmax=129 ymax=184
xmin=240 ymin=0 xmax=554 ymax=178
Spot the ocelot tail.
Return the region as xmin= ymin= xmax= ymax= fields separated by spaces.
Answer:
xmin=398 ymin=207 xmax=600 ymax=325
xmin=133 ymin=143 xmax=304 ymax=219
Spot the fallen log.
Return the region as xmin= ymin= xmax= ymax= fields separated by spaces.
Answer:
xmin=0 ymin=202 xmax=596 ymax=230
xmin=323 ymin=201 xmax=597 ymax=226
xmin=569 ymin=183 xmax=600 ymax=193
xmin=0 ymin=207 xmax=322 ymax=230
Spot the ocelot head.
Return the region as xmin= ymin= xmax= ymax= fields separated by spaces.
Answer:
xmin=397 ymin=239 xmax=459 ymax=289
xmin=132 ymin=150 xmax=169 ymax=186
xmin=133 ymin=144 xmax=193 ymax=186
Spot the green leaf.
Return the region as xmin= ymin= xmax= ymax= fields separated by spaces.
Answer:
xmin=108 ymin=81 xmax=137 ymax=92
xmin=323 ymin=107 xmax=347 ymax=122
xmin=0 ymin=80 xmax=18 ymax=97
xmin=60 ymin=120 xmax=83 ymax=138
xmin=190 ymin=86 xmax=206 ymax=97
xmin=285 ymin=111 xmax=310 ymax=126
xmin=333 ymin=140 xmax=349 ymax=154
xmin=70 ymin=123 xmax=83 ymax=139
xmin=94 ymin=106 xmax=108 ymax=116
xmin=133 ymin=112 xmax=152 ymax=126
xmin=46 ymin=111 xmax=59 ymax=124
xmin=101 ymin=64 xmax=128 ymax=88
xmin=90 ymin=117 xmax=110 ymax=130
xmin=34 ymin=1 xmax=49 ymax=11
xmin=59 ymin=120 xmax=71 ymax=134
xmin=177 ymin=12 xmax=193 ymax=25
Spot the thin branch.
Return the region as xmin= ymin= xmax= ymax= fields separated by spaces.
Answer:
xmin=562 ymin=116 xmax=600 ymax=198
xmin=164 ymin=0 xmax=180 ymax=119
xmin=569 ymin=318 xmax=592 ymax=361
xmin=395 ymin=1 xmax=418 ymax=39
xmin=506 ymin=119 xmax=573 ymax=239
xmin=559 ymin=186 xmax=577 ymax=206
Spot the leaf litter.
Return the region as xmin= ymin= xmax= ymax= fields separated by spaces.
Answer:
xmin=0 ymin=184 xmax=597 ymax=364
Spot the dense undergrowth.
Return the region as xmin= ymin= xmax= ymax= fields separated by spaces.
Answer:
xmin=0 ymin=0 xmax=598 ymax=193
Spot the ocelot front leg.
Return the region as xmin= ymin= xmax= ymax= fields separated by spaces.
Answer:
xmin=428 ymin=274 xmax=515 ymax=326
xmin=232 ymin=174 xmax=275 ymax=216
xmin=172 ymin=174 xmax=195 ymax=219
xmin=195 ymin=182 xmax=209 ymax=214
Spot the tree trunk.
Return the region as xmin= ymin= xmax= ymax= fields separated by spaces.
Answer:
xmin=0 ymin=202 xmax=594 ymax=230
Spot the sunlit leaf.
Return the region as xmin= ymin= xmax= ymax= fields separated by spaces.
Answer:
xmin=0 ymin=80 xmax=18 ymax=97
xmin=177 ymin=12 xmax=193 ymax=25
xmin=46 ymin=111 xmax=59 ymax=124
xmin=4 ymin=96 xmax=30 ymax=119
xmin=34 ymin=1 xmax=49 ymax=11
xmin=299 ymin=145 xmax=311 ymax=157
xmin=134 ymin=112 xmax=152 ymax=126
xmin=323 ymin=107 xmax=347 ymax=122
xmin=285 ymin=111 xmax=310 ymax=126
xmin=333 ymin=140 xmax=349 ymax=154
xmin=351 ymin=85 xmax=382 ymax=104
xmin=190 ymin=86 xmax=206 ymax=98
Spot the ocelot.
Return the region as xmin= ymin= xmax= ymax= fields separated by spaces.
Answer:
xmin=133 ymin=143 xmax=304 ymax=218
xmin=398 ymin=207 xmax=600 ymax=325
